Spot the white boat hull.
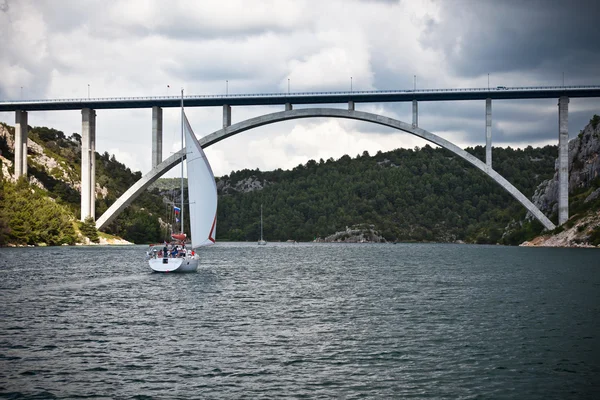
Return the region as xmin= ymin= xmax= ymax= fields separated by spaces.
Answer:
xmin=148 ymin=257 xmax=199 ymax=273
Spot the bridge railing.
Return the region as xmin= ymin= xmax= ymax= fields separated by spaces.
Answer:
xmin=2 ymin=85 xmax=600 ymax=105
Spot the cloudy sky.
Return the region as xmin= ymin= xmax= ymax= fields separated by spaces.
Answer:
xmin=1 ymin=0 xmax=599 ymax=178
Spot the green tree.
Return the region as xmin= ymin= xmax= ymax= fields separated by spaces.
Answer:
xmin=79 ymin=216 xmax=99 ymax=243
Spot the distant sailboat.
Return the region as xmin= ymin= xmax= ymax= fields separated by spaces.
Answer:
xmin=147 ymin=89 xmax=218 ymax=272
xmin=258 ymin=204 xmax=267 ymax=245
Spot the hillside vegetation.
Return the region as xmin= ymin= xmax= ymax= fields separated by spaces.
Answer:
xmin=0 ymin=123 xmax=164 ymax=245
xmin=4 ymin=116 xmax=598 ymax=247
xmin=215 ymin=145 xmax=557 ymax=245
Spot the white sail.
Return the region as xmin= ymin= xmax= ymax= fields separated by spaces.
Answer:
xmin=184 ymin=114 xmax=217 ymax=249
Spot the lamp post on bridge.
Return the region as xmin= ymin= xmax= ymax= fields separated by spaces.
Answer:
xmin=288 ymin=78 xmax=290 ymax=95
xmin=350 ymin=76 xmax=353 ymax=93
xmin=88 ymin=84 xmax=90 ymax=99
xmin=226 ymin=80 xmax=228 ymax=96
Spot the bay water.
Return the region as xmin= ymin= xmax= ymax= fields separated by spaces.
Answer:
xmin=1 ymin=243 xmax=599 ymax=399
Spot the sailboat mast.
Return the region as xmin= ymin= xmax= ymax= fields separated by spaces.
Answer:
xmin=261 ymin=204 xmax=264 ymax=241
xmin=180 ymin=89 xmax=185 ymax=235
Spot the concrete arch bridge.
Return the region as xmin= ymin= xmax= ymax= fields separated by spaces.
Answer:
xmin=95 ymin=108 xmax=556 ymax=231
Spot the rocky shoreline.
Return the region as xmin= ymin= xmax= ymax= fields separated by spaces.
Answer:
xmin=522 ymin=115 xmax=600 ymax=248
xmin=520 ymin=210 xmax=600 ymax=248
xmin=314 ymin=225 xmax=387 ymax=243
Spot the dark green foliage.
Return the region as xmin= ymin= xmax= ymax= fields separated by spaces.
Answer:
xmin=0 ymin=178 xmax=76 ymax=246
xmin=79 ymin=216 xmax=99 ymax=243
xmin=0 ymin=135 xmax=10 ymax=163
xmin=215 ymin=144 xmax=557 ymax=243
xmin=591 ymin=114 xmax=600 ymax=130
xmin=121 ymin=210 xmax=161 ymax=244
xmin=13 ymin=126 xmax=165 ymax=244
xmin=589 ymin=226 xmax=600 ymax=246
xmin=1 ymin=121 xmax=579 ymax=246
xmin=570 ymin=177 xmax=600 ymax=216
xmin=501 ymin=219 xmax=545 ymax=246
xmin=0 ymin=180 xmax=11 ymax=244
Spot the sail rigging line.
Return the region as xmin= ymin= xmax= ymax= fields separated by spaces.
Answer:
xmin=180 ymin=88 xmax=185 ymax=235
xmin=164 ymin=196 xmax=169 ymax=242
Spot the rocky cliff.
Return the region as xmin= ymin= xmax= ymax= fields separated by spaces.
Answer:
xmin=0 ymin=123 xmax=82 ymax=193
xmin=521 ymin=210 xmax=600 ymax=248
xmin=524 ymin=115 xmax=600 ymax=247
xmin=532 ymin=115 xmax=600 ymax=215
xmin=216 ymin=176 xmax=269 ymax=194
xmin=314 ymin=224 xmax=387 ymax=243
xmin=0 ymin=123 xmax=133 ymax=246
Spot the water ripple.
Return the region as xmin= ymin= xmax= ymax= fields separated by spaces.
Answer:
xmin=0 ymin=243 xmax=599 ymax=398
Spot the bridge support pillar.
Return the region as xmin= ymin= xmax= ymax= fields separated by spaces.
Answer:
xmin=486 ymin=98 xmax=492 ymax=168
xmin=558 ymin=96 xmax=569 ymax=225
xmin=412 ymin=100 xmax=418 ymax=128
xmin=14 ymin=110 xmax=28 ymax=178
xmin=223 ymin=105 xmax=231 ymax=128
xmin=81 ymin=108 xmax=96 ymax=221
xmin=285 ymin=103 xmax=293 ymax=111
xmin=152 ymin=106 xmax=163 ymax=168
xmin=348 ymin=101 xmax=355 ymax=111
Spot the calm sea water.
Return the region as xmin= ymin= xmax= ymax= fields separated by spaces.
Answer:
xmin=0 ymin=243 xmax=599 ymax=399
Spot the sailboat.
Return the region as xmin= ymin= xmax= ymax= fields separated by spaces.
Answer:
xmin=147 ymin=89 xmax=218 ymax=272
xmin=258 ymin=204 xmax=267 ymax=245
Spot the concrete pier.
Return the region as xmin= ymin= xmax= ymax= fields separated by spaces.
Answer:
xmin=14 ymin=110 xmax=28 ymax=178
xmin=348 ymin=101 xmax=355 ymax=111
xmin=412 ymin=100 xmax=418 ymax=128
xmin=285 ymin=103 xmax=293 ymax=111
xmin=558 ymin=96 xmax=569 ymax=225
xmin=81 ymin=108 xmax=96 ymax=221
xmin=90 ymin=111 xmax=96 ymax=220
xmin=223 ymin=105 xmax=231 ymax=128
xmin=486 ymin=98 xmax=492 ymax=167
xmin=152 ymin=106 xmax=163 ymax=168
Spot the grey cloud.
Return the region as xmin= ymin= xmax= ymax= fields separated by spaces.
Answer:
xmin=164 ymin=61 xmax=258 ymax=83
xmin=0 ymin=0 xmax=53 ymax=100
xmin=357 ymin=96 xmax=598 ymax=151
xmin=420 ymin=0 xmax=600 ymax=79
xmin=125 ymin=23 xmax=291 ymax=42
xmin=33 ymin=0 xmax=302 ymax=41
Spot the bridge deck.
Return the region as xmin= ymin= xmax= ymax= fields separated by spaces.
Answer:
xmin=1 ymin=86 xmax=599 ymax=111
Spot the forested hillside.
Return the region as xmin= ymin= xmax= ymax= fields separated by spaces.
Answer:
xmin=1 ymin=120 xmax=566 ymax=246
xmin=214 ymin=145 xmax=557 ymax=245
xmin=0 ymin=123 xmax=164 ymax=245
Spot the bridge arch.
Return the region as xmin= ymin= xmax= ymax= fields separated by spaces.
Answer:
xmin=96 ymin=108 xmax=555 ymax=231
